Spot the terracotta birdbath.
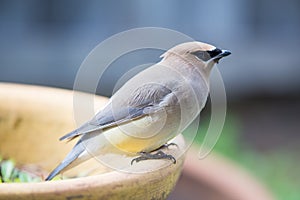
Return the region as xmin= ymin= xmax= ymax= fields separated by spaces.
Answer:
xmin=0 ymin=83 xmax=184 ymax=200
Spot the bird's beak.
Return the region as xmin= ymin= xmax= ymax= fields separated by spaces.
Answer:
xmin=213 ymin=50 xmax=231 ymax=63
xmin=220 ymin=50 xmax=231 ymax=57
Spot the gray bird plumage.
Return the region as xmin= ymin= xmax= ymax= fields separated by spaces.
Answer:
xmin=46 ymin=41 xmax=231 ymax=181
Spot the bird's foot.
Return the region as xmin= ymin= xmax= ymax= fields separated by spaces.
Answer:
xmin=131 ymin=150 xmax=176 ymax=165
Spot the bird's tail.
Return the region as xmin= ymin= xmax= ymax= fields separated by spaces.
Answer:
xmin=45 ymin=140 xmax=86 ymax=181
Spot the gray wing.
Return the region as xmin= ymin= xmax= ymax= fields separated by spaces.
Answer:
xmin=59 ymin=84 xmax=176 ymax=141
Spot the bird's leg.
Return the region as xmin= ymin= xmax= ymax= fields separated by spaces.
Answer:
xmin=131 ymin=143 xmax=178 ymax=165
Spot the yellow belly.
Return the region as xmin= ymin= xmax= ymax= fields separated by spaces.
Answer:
xmin=103 ymin=115 xmax=169 ymax=153
xmin=113 ymin=137 xmax=158 ymax=153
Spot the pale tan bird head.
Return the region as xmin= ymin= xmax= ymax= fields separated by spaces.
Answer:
xmin=161 ymin=41 xmax=231 ymax=74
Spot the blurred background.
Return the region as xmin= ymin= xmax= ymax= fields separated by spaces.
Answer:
xmin=0 ymin=0 xmax=299 ymax=199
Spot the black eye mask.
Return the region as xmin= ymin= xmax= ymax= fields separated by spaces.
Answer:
xmin=207 ymin=48 xmax=222 ymax=58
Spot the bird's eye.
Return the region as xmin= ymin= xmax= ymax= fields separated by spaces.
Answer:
xmin=207 ymin=48 xmax=222 ymax=58
xmin=191 ymin=51 xmax=211 ymax=61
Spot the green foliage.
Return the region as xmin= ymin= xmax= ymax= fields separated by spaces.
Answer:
xmin=1 ymin=160 xmax=15 ymax=182
xmin=0 ymin=158 xmax=42 ymax=183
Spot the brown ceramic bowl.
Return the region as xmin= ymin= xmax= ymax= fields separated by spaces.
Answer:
xmin=0 ymin=83 xmax=184 ymax=200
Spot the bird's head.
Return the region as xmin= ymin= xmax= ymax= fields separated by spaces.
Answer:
xmin=161 ymin=41 xmax=231 ymax=74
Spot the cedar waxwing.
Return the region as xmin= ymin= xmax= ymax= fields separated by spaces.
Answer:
xmin=46 ymin=41 xmax=231 ymax=181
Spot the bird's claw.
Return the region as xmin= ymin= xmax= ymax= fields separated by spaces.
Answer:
xmin=131 ymin=150 xmax=176 ymax=165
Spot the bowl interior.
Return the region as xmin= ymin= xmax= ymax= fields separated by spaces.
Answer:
xmin=0 ymin=83 xmax=108 ymax=174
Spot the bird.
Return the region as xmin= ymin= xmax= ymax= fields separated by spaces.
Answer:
xmin=45 ymin=41 xmax=231 ymax=181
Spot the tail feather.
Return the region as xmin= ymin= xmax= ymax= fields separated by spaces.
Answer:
xmin=45 ymin=141 xmax=85 ymax=181
xmin=59 ymin=123 xmax=99 ymax=141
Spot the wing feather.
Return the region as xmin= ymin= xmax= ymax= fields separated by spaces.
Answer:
xmin=59 ymin=83 xmax=175 ymax=141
